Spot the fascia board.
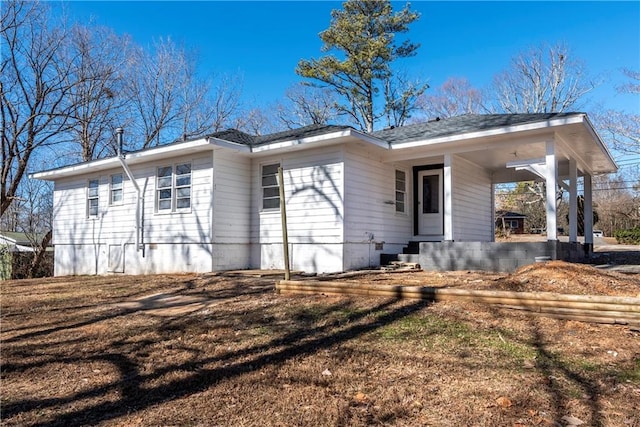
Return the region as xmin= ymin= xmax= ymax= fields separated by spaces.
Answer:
xmin=31 ymin=138 xmax=213 ymax=180
xmin=349 ymin=129 xmax=390 ymax=149
xmin=250 ymin=129 xmax=389 ymax=153
xmin=581 ymin=115 xmax=618 ymax=172
xmin=0 ymin=236 xmax=18 ymax=245
xmin=250 ymin=130 xmax=354 ymax=153
xmin=31 ymin=157 xmax=121 ymax=180
xmin=390 ymin=115 xmax=587 ymax=150
xmin=208 ymin=137 xmax=251 ymax=152
xmin=123 ymin=138 xmax=212 ymax=161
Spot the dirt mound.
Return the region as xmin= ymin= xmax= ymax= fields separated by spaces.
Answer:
xmin=495 ymin=261 xmax=640 ymax=297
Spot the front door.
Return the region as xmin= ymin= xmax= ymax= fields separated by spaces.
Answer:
xmin=417 ymin=169 xmax=443 ymax=235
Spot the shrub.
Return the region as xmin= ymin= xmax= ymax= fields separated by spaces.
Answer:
xmin=614 ymin=227 xmax=640 ymax=245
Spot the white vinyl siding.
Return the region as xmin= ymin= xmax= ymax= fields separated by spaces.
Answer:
xmin=87 ymin=179 xmax=99 ymax=217
xmin=212 ymin=149 xmax=251 ymax=270
xmin=261 ymin=163 xmax=280 ymax=210
xmin=451 ymin=154 xmax=493 ymax=241
xmin=252 ymin=148 xmax=345 ymax=272
xmin=110 ymin=174 xmax=123 ymax=205
xmin=51 ymin=153 xmax=214 ymax=274
xmin=343 ymin=146 xmax=412 ymax=246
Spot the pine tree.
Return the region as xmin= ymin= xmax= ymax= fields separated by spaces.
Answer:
xmin=296 ymin=0 xmax=425 ymax=132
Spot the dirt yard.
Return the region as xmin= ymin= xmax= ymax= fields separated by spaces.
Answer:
xmin=2 ymin=262 xmax=639 ymax=426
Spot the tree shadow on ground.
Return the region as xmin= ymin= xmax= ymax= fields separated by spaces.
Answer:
xmin=480 ymin=305 xmax=607 ymax=426
xmin=2 ymin=277 xmax=431 ymax=426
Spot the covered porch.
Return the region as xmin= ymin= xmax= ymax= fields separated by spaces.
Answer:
xmin=377 ymin=113 xmax=617 ymax=272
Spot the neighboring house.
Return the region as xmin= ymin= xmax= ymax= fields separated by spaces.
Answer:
xmin=0 ymin=231 xmax=41 ymax=252
xmin=0 ymin=231 xmax=53 ymax=279
xmin=32 ymin=113 xmax=617 ymax=275
xmin=495 ymin=211 xmax=527 ymax=234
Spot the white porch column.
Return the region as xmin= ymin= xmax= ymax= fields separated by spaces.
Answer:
xmin=491 ymin=183 xmax=496 ymax=242
xmin=569 ymin=158 xmax=578 ymax=242
xmin=545 ymin=140 xmax=557 ymax=241
xmin=584 ymin=173 xmax=594 ymax=248
xmin=444 ymin=154 xmax=454 ymax=241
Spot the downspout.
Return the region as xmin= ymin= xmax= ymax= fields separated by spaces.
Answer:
xmin=116 ymin=128 xmax=145 ymax=257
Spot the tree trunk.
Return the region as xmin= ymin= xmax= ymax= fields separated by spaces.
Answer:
xmin=27 ymin=230 xmax=52 ymax=279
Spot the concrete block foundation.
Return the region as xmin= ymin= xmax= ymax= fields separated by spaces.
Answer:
xmin=416 ymin=241 xmax=588 ymax=273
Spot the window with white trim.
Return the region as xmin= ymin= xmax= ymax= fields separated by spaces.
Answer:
xmin=175 ymin=163 xmax=191 ymax=209
xmin=395 ymin=170 xmax=406 ymax=213
xmin=262 ymin=163 xmax=280 ymax=210
xmin=87 ymin=179 xmax=99 ymax=217
xmin=156 ymin=163 xmax=191 ymax=212
xmin=110 ymin=174 xmax=123 ymax=205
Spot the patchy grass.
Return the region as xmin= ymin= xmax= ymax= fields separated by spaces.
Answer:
xmin=1 ymin=269 xmax=639 ymax=426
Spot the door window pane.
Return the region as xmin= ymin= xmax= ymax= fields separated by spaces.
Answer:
xmin=423 ymin=175 xmax=439 ymax=214
xmin=395 ymin=170 xmax=406 ymax=213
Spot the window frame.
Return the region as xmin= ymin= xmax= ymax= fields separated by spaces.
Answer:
xmin=174 ymin=163 xmax=192 ymax=211
xmin=261 ymin=163 xmax=280 ymax=211
xmin=110 ymin=173 xmax=124 ymax=206
xmin=155 ymin=162 xmax=192 ymax=214
xmin=87 ymin=178 xmax=100 ymax=218
xmin=395 ymin=169 xmax=407 ymax=214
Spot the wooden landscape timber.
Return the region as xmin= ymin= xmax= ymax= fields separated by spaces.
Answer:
xmin=276 ymin=280 xmax=640 ymax=327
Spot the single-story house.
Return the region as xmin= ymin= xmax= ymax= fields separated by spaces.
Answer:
xmin=0 ymin=231 xmax=42 ymax=252
xmin=32 ymin=113 xmax=617 ymax=275
xmin=0 ymin=231 xmax=54 ymax=279
xmin=495 ymin=211 xmax=527 ymax=234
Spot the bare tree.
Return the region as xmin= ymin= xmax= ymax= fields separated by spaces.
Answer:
xmin=592 ymin=174 xmax=640 ymax=236
xmin=592 ymin=68 xmax=639 ymax=156
xmin=416 ymin=77 xmax=484 ymax=120
xmin=384 ymin=72 xmax=428 ymax=128
xmin=275 ymin=83 xmax=339 ymax=129
xmin=208 ymin=74 xmax=244 ymax=133
xmin=126 ymin=39 xmax=245 ymax=148
xmin=490 ymin=43 xmax=597 ymax=114
xmin=235 ymin=107 xmax=277 ymax=136
xmin=63 ymin=24 xmax=132 ymax=161
xmin=1 ymin=0 xmax=80 ymax=216
xmin=125 ymin=38 xmax=190 ymax=148
xmin=14 ymin=177 xmax=53 ymax=277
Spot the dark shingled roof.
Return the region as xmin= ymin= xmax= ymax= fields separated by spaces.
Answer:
xmin=205 ymin=124 xmax=352 ymax=147
xmin=254 ymin=124 xmax=352 ymax=146
xmin=372 ymin=113 xmax=583 ymax=145
xmin=209 ymin=129 xmax=255 ymax=145
xmin=496 ymin=210 xmax=527 ymax=218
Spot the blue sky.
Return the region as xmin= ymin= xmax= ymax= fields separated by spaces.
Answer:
xmin=58 ymin=1 xmax=639 ymax=115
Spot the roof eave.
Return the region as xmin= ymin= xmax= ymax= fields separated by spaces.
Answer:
xmin=251 ymin=129 xmax=390 ymax=153
xmin=581 ymin=114 xmax=618 ymax=173
xmin=31 ymin=137 xmax=214 ymax=180
xmin=390 ymin=114 xmax=588 ymax=149
xmin=207 ymin=137 xmax=252 ymax=152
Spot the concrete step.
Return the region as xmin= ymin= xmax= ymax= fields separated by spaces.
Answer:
xmin=380 ymin=261 xmax=421 ymax=272
xmin=398 ymin=253 xmax=420 ymax=263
